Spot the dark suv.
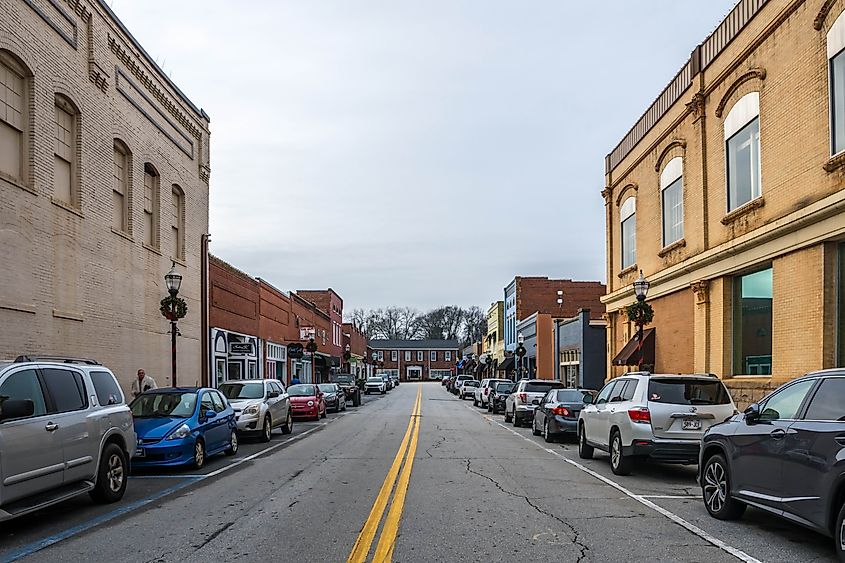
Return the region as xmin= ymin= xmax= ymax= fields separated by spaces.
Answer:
xmin=699 ymin=369 xmax=845 ymax=559
xmin=332 ymin=374 xmax=361 ymax=407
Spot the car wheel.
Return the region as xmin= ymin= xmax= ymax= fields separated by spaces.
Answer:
xmin=609 ymin=430 xmax=632 ymax=476
xmin=89 ymin=443 xmax=127 ymax=503
xmin=381 ymin=389 xmax=386 ymax=395
xmin=701 ymin=453 xmax=746 ymax=520
xmin=225 ymin=430 xmax=239 ymax=456
xmin=578 ymin=425 xmax=593 ymax=459
xmin=504 ymin=408 xmax=512 ymax=423
xmin=353 ymin=392 xmax=360 ymax=407
xmin=342 ymin=400 xmax=347 ymax=411
xmin=835 ymin=501 xmax=845 ymax=561
xmin=543 ymin=420 xmax=554 ymax=443
xmin=281 ymin=411 xmax=293 ymax=435
xmin=512 ymin=409 xmax=519 ymax=427
xmin=260 ymin=415 xmax=272 ymax=443
xmin=532 ymin=417 xmax=542 ymax=436
xmin=193 ymin=439 xmax=206 ymax=469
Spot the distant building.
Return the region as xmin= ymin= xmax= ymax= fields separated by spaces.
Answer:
xmin=369 ymin=339 xmax=460 ymax=381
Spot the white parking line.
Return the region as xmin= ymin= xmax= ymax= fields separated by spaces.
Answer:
xmin=641 ymin=495 xmax=702 ymax=500
xmin=466 ymin=405 xmax=761 ymax=563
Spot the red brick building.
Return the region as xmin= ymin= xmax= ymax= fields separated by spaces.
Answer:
xmin=369 ymin=339 xmax=460 ymax=381
xmin=297 ymin=289 xmax=343 ymax=361
xmin=343 ymin=322 xmax=368 ymax=379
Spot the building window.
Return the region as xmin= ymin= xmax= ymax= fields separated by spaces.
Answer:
xmin=0 ymin=51 xmax=27 ymax=182
xmin=829 ymin=11 xmax=845 ymax=154
xmin=620 ymin=197 xmax=636 ymax=269
xmin=733 ymin=267 xmax=773 ymax=376
xmin=143 ymin=164 xmax=160 ymax=248
xmin=54 ymin=95 xmax=79 ymax=206
xmin=377 ymin=351 xmax=383 ymax=362
xmin=445 ymin=351 xmax=452 ymax=362
xmin=113 ymin=140 xmax=131 ymax=233
xmin=171 ymin=185 xmax=185 ymax=259
xmin=405 ymin=351 xmax=411 ymax=361
xmin=724 ymin=92 xmax=761 ymax=211
xmin=430 ymin=350 xmax=437 ymax=362
xmin=391 ymin=351 xmax=397 ymax=361
xmin=660 ymin=157 xmax=684 ymax=246
xmin=838 ymin=243 xmax=845 ymax=367
xmin=417 ymin=351 xmax=423 ymax=361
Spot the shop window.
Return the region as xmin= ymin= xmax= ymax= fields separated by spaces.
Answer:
xmin=828 ymin=11 xmax=845 ymax=154
xmin=54 ymin=95 xmax=79 ymax=206
xmin=838 ymin=243 xmax=845 ymax=367
xmin=113 ymin=140 xmax=131 ymax=233
xmin=660 ymin=157 xmax=684 ymax=246
xmin=0 ymin=51 xmax=28 ymax=182
xmin=171 ymin=185 xmax=185 ymax=259
xmin=733 ymin=267 xmax=773 ymax=375
xmin=620 ymin=197 xmax=636 ymax=269
xmin=143 ymin=164 xmax=160 ymax=248
xmin=724 ymin=92 xmax=761 ymax=211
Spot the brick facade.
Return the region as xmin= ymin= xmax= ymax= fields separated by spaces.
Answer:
xmin=298 ymin=289 xmax=343 ymax=360
xmin=516 ymin=278 xmax=606 ymax=322
xmin=370 ymin=340 xmax=460 ymax=381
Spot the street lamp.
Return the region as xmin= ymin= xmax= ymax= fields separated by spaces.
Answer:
xmin=555 ymin=290 xmax=563 ymax=382
xmin=160 ymin=263 xmax=186 ymax=387
xmin=633 ymin=270 xmax=650 ymax=301
xmin=516 ymin=332 xmax=526 ymax=381
xmin=344 ymin=344 xmax=351 ymax=372
xmin=633 ymin=270 xmax=650 ymax=370
xmin=306 ymin=337 xmax=318 ymax=383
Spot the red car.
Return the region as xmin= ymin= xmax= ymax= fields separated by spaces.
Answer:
xmin=287 ymin=384 xmax=327 ymax=421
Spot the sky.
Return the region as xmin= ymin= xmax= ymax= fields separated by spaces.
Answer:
xmin=109 ymin=0 xmax=738 ymax=311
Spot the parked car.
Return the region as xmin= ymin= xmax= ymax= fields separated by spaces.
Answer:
xmin=505 ymin=379 xmax=565 ymax=427
xmin=381 ymin=374 xmax=393 ymax=390
xmin=451 ymin=375 xmax=474 ymax=395
xmin=699 ymin=369 xmax=845 ymax=558
xmin=489 ymin=382 xmax=515 ymax=414
xmin=0 ymin=356 xmax=135 ymax=522
xmin=332 ymin=373 xmax=362 ymax=407
xmin=318 ymin=383 xmax=346 ymax=413
xmin=365 ymin=377 xmax=387 ymax=395
xmin=132 ymin=387 xmax=238 ymax=470
xmin=444 ymin=376 xmax=456 ymax=390
xmin=389 ymin=374 xmax=400 ymax=387
xmin=441 ymin=376 xmax=451 ymax=386
xmin=475 ymin=378 xmax=511 ymax=409
xmin=532 ymin=388 xmax=597 ymax=443
xmin=578 ymin=372 xmax=735 ymax=476
xmin=218 ymin=379 xmax=292 ymax=442
xmin=287 ymin=384 xmax=327 ymax=421
xmin=459 ymin=380 xmax=480 ymax=400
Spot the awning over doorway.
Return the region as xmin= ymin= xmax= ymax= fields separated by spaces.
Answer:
xmin=612 ymin=328 xmax=655 ymax=367
xmin=498 ymin=357 xmax=515 ymax=371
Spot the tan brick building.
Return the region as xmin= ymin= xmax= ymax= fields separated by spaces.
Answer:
xmin=0 ymin=0 xmax=211 ymax=394
xmin=602 ymin=0 xmax=845 ymax=405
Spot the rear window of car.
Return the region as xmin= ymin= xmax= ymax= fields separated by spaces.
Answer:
xmin=555 ymin=390 xmax=594 ymax=403
xmin=90 ymin=370 xmax=123 ymax=405
xmin=465 ymin=381 xmax=479 ymax=387
xmin=524 ymin=382 xmax=564 ymax=393
xmin=495 ymin=383 xmax=514 ymax=393
xmin=42 ymin=368 xmax=88 ymax=413
xmin=647 ymin=378 xmax=731 ymax=405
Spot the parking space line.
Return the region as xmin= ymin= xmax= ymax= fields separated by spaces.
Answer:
xmin=641 ymin=495 xmax=702 ymax=500
xmin=465 ymin=405 xmax=761 ymax=563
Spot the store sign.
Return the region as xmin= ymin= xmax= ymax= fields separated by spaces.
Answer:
xmin=287 ymin=343 xmax=304 ymax=359
xmin=229 ymin=342 xmax=254 ymax=355
xmin=300 ymin=327 xmax=315 ymax=340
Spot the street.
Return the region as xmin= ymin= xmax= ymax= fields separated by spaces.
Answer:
xmin=0 ymin=382 xmax=834 ymax=563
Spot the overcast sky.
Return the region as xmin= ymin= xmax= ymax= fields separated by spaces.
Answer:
xmin=110 ymin=0 xmax=737 ymax=311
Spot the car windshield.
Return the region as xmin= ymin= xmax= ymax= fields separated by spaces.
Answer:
xmin=647 ymin=379 xmax=731 ymax=405
xmin=555 ymin=390 xmax=595 ymax=403
xmin=130 ymin=392 xmax=197 ymax=418
xmin=367 ymin=378 xmax=382 ymax=383
xmin=465 ymin=381 xmax=479 ymax=387
xmin=524 ymin=382 xmax=564 ymax=393
xmin=218 ymin=382 xmax=264 ymax=400
xmin=288 ymin=384 xmax=317 ymax=397
xmin=334 ymin=376 xmax=353 ymax=383
xmin=495 ymin=383 xmax=514 ymax=393
xmin=318 ymin=384 xmax=336 ymax=393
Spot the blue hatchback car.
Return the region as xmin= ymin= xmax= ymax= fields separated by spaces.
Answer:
xmin=130 ymin=387 xmax=238 ymax=469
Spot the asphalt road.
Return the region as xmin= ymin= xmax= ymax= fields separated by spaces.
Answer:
xmin=0 ymin=383 xmax=837 ymax=562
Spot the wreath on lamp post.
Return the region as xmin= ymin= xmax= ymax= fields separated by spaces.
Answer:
xmin=160 ymin=295 xmax=188 ymax=321
xmin=624 ymin=300 xmax=654 ymax=326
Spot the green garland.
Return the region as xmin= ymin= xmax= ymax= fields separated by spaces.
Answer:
xmin=160 ymin=295 xmax=188 ymax=321
xmin=625 ymin=300 xmax=654 ymax=326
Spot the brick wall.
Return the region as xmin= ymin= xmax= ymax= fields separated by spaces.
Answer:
xmin=209 ymin=256 xmax=259 ymax=337
xmin=343 ymin=322 xmax=367 ymax=357
xmin=516 ymin=278 xmax=606 ymax=322
xmin=258 ymin=280 xmax=291 ymax=345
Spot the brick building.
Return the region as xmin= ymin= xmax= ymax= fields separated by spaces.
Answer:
xmin=0 ymin=0 xmax=210 ymax=394
xmin=601 ymin=0 xmax=845 ymax=405
xmin=297 ymin=289 xmax=343 ymax=365
xmin=342 ymin=322 xmax=367 ymax=379
xmin=369 ymin=339 xmax=459 ymax=381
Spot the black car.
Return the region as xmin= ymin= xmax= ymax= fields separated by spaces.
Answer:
xmin=332 ymin=374 xmax=361 ymax=407
xmin=488 ymin=382 xmax=514 ymax=414
xmin=532 ymin=388 xmax=597 ymax=443
xmin=317 ymin=383 xmax=346 ymax=413
xmin=699 ymin=369 xmax=845 ymax=559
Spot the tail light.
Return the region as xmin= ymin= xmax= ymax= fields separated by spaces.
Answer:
xmin=628 ymin=407 xmax=651 ymax=424
xmin=518 ymin=393 xmax=527 ymax=404
xmin=551 ymin=406 xmax=571 ymax=417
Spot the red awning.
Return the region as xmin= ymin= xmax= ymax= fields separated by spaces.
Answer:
xmin=612 ymin=328 xmax=655 ymax=367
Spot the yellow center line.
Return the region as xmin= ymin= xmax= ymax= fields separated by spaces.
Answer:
xmin=347 ymin=386 xmax=422 ymax=563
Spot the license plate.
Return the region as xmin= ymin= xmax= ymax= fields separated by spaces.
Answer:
xmin=682 ymin=419 xmax=701 ymax=430
xmin=135 ymin=448 xmax=145 ymax=457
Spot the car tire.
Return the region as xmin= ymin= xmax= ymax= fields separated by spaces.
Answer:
xmin=578 ymin=425 xmax=593 ymax=459
xmin=342 ymin=400 xmax=347 ymax=412
xmin=473 ymin=398 xmax=478 ymax=407
xmin=532 ymin=418 xmax=541 ymax=436
xmin=281 ymin=411 xmax=293 ymax=435
xmin=609 ymin=430 xmax=632 ymax=476
xmin=260 ymin=416 xmax=272 ymax=443
xmin=193 ymin=439 xmax=206 ymax=469
xmin=504 ymin=408 xmax=512 ymax=423
xmin=543 ymin=420 xmax=554 ymax=443
xmin=512 ymin=409 xmax=519 ymax=427
xmin=701 ymin=453 xmax=746 ymax=520
xmin=381 ymin=389 xmax=386 ymax=395
xmin=353 ymin=392 xmax=361 ymax=406
xmin=487 ymin=401 xmax=493 ymax=413
xmin=225 ymin=430 xmax=239 ymax=456
xmin=89 ymin=443 xmax=127 ymax=503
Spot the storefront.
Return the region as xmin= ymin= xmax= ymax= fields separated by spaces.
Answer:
xmin=211 ymin=328 xmax=260 ymax=387
xmin=265 ymin=341 xmax=287 ymax=382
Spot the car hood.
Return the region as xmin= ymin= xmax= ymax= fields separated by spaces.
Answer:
xmin=134 ymin=416 xmax=188 ymax=439
xmin=228 ymin=399 xmax=262 ymax=410
xmin=290 ymin=395 xmax=317 ymax=403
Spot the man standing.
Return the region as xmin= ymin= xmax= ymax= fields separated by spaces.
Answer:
xmin=291 ymin=373 xmax=301 ymax=386
xmin=131 ymin=369 xmax=158 ymax=398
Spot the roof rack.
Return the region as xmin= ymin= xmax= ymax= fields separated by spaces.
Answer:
xmin=14 ymin=355 xmax=101 ymax=366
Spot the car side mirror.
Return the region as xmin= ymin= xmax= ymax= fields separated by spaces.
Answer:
xmin=204 ymin=410 xmax=217 ymax=420
xmin=0 ymin=399 xmax=35 ymax=421
xmin=531 ymin=399 xmax=540 ymax=405
xmin=583 ymin=395 xmax=593 ymax=405
xmin=744 ymin=403 xmax=761 ymax=423
xmin=268 ymin=391 xmax=280 ymax=398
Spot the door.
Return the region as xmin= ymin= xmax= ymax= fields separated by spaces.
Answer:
xmin=40 ymin=367 xmax=95 ymax=484
xmin=199 ymin=391 xmax=227 ymax=451
xmin=0 ymin=368 xmax=64 ymax=504
xmin=537 ymin=390 xmax=555 ymax=430
xmin=227 ymin=361 xmax=244 ymax=381
xmin=586 ymin=380 xmax=618 ymax=446
xmin=730 ymin=378 xmax=816 ymax=509
xmin=265 ymin=381 xmax=283 ymax=423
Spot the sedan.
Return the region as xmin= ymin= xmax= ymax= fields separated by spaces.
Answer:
xmin=318 ymin=383 xmax=347 ymax=413
xmin=532 ymin=389 xmax=597 ymax=443
xmin=488 ymin=382 xmax=515 ymax=414
xmin=219 ymin=379 xmax=292 ymax=442
xmin=288 ymin=384 xmax=327 ymax=421
xmin=131 ymin=387 xmax=237 ymax=469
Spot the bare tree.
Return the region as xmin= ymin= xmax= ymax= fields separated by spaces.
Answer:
xmin=460 ymin=306 xmax=487 ymax=347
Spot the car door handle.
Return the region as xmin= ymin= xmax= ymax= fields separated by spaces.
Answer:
xmin=770 ymin=428 xmax=786 ymax=440
xmin=45 ymin=422 xmax=59 ymax=432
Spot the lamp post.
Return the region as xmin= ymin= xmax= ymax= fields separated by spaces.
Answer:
xmin=633 ymin=270 xmax=651 ymax=370
xmin=306 ymin=337 xmax=318 ymax=384
xmin=555 ymin=290 xmax=563 ymax=382
xmin=161 ymin=263 xmax=184 ymax=387
xmin=485 ymin=354 xmax=492 ymax=377
xmin=516 ymin=332 xmax=526 ymax=381
xmin=372 ymin=351 xmax=378 ymax=379
xmin=344 ymin=344 xmax=351 ymax=372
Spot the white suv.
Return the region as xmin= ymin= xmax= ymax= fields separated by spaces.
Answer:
xmin=577 ymin=372 xmax=736 ymax=475
xmin=474 ymin=378 xmax=511 ymax=408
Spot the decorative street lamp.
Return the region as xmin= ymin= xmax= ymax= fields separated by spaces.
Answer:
xmin=627 ymin=270 xmax=653 ymax=371
xmin=516 ymin=332 xmax=526 ymax=380
xmin=306 ymin=337 xmax=318 ymax=384
xmin=344 ymin=344 xmax=351 ymax=372
xmin=160 ymin=263 xmax=186 ymax=387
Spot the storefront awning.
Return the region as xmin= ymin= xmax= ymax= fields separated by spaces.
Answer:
xmin=498 ymin=357 xmax=515 ymax=371
xmin=612 ymin=328 xmax=655 ymax=367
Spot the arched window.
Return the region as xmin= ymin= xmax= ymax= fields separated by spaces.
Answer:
xmin=724 ymin=92 xmax=761 ymax=211
xmin=143 ymin=163 xmax=160 ymax=248
xmin=171 ymin=184 xmax=185 ymax=260
xmin=54 ymin=94 xmax=79 ymax=207
xmin=620 ymin=197 xmax=636 ymax=269
xmin=660 ymin=157 xmax=684 ymax=246
xmin=113 ymin=139 xmax=131 ymax=233
xmin=0 ymin=50 xmax=29 ymax=184
xmin=828 ymin=11 xmax=845 ymax=154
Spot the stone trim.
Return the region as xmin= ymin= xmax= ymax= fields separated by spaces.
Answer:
xmin=690 ymin=280 xmax=709 ymax=304
xmin=111 ymin=227 xmax=133 ymax=242
xmin=654 ymin=140 xmax=687 ymax=172
xmin=0 ymin=173 xmax=37 ymax=196
xmin=615 ymin=183 xmax=638 ymax=206
xmin=617 ymin=264 xmax=638 ymax=279
xmin=814 ymin=0 xmax=838 ymax=31
xmin=824 ymin=150 xmax=845 ymax=172
xmin=142 ymin=242 xmax=162 ymax=256
xmin=658 ymin=238 xmax=687 ymax=257
xmin=0 ymin=302 xmax=36 ymax=314
xmin=720 ymin=196 xmax=765 ymax=225
xmin=52 ymin=309 xmax=84 ymax=322
xmin=50 ymin=196 xmax=84 ymax=218
xmin=714 ymin=68 xmax=767 ymax=118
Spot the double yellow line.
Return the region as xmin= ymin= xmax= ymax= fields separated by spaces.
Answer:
xmin=347 ymin=386 xmax=422 ymax=563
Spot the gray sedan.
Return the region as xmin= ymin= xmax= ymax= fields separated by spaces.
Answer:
xmin=219 ymin=379 xmax=292 ymax=442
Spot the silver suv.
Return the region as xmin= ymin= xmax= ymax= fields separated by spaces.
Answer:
xmin=578 ymin=372 xmax=736 ymax=475
xmin=0 ymin=356 xmax=136 ymax=521
xmin=219 ymin=379 xmax=292 ymax=442
xmin=505 ymin=379 xmax=565 ymax=426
